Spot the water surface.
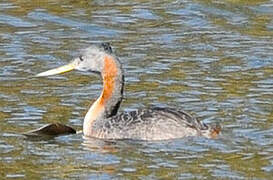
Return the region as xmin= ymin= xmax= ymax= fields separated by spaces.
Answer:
xmin=0 ymin=0 xmax=273 ymax=179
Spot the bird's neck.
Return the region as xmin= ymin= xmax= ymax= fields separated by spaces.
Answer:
xmin=83 ymin=55 xmax=124 ymax=136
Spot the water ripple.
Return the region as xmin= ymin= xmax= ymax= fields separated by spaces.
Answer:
xmin=28 ymin=10 xmax=119 ymax=37
xmin=0 ymin=0 xmax=273 ymax=179
xmin=0 ymin=14 xmax=36 ymax=28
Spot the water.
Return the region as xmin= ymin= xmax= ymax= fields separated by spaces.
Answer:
xmin=0 ymin=0 xmax=272 ymax=179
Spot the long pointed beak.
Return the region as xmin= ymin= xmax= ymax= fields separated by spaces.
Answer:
xmin=36 ymin=62 xmax=76 ymax=77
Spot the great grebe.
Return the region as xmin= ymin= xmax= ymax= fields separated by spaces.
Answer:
xmin=32 ymin=43 xmax=220 ymax=140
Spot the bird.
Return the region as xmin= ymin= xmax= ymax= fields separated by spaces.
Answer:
xmin=31 ymin=43 xmax=220 ymax=140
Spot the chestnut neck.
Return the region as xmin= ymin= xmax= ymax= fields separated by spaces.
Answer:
xmin=83 ymin=55 xmax=124 ymax=136
xmin=99 ymin=55 xmax=124 ymax=117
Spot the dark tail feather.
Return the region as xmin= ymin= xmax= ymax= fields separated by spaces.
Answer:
xmin=23 ymin=123 xmax=76 ymax=137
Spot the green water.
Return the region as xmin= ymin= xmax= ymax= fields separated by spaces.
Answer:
xmin=0 ymin=0 xmax=273 ymax=179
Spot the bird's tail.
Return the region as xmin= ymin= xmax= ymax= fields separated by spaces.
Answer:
xmin=209 ymin=123 xmax=221 ymax=138
xmin=200 ymin=123 xmax=221 ymax=139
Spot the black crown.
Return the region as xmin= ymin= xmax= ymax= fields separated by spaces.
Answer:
xmin=100 ymin=42 xmax=112 ymax=54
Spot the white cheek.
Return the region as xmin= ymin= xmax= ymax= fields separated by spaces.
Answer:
xmin=75 ymin=64 xmax=88 ymax=71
